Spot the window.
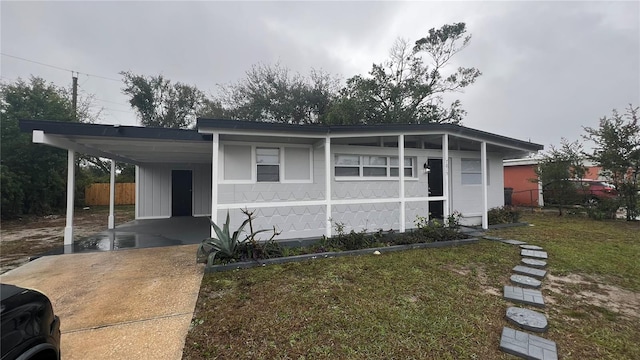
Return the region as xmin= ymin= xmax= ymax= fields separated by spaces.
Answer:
xmin=256 ymin=148 xmax=280 ymax=182
xmin=335 ymin=154 xmax=415 ymax=178
xmin=335 ymin=155 xmax=360 ymax=176
xmin=461 ymin=158 xmax=489 ymax=185
xmin=363 ymin=156 xmax=387 ymax=177
xmin=390 ymin=157 xmax=414 ymax=177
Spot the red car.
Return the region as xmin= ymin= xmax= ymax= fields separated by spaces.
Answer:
xmin=543 ymin=179 xmax=618 ymax=205
xmin=573 ymin=179 xmax=618 ymax=201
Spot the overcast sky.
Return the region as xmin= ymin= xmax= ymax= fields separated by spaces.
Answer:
xmin=2 ymin=1 xmax=638 ymax=151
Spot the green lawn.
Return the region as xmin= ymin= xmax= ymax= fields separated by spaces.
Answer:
xmin=183 ymin=213 xmax=640 ymax=360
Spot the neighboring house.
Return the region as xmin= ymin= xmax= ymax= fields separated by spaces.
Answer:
xmin=20 ymin=119 xmax=543 ymax=245
xmin=503 ymin=158 xmax=603 ymax=207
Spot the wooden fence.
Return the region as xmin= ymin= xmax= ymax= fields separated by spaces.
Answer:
xmin=85 ymin=183 xmax=135 ymax=206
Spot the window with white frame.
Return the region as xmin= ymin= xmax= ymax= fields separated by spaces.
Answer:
xmin=461 ymin=158 xmax=490 ymax=185
xmin=256 ymin=148 xmax=280 ymax=182
xmin=335 ymin=154 xmax=415 ymax=178
xmin=390 ymin=157 xmax=414 ymax=177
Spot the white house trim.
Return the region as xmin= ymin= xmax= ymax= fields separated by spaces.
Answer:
xmin=211 ymin=133 xmax=219 ymax=237
xmin=398 ymin=134 xmax=406 ymax=232
xmin=325 ymin=136 xmax=332 ymax=237
xmin=481 ymin=141 xmax=489 ymax=229
xmin=64 ymin=150 xmax=75 ymax=246
xmin=442 ymin=134 xmax=450 ymax=220
xmin=108 ymin=159 xmax=115 ymax=229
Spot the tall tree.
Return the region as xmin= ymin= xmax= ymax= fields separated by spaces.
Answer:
xmin=214 ymin=63 xmax=340 ymax=124
xmin=583 ymin=105 xmax=640 ymax=221
xmin=1 ymin=77 xmax=75 ymax=218
xmin=325 ymin=23 xmax=481 ymax=125
xmin=536 ymin=139 xmax=587 ymax=216
xmin=121 ymin=72 xmax=204 ymax=128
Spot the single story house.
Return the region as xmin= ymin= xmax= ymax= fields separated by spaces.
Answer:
xmin=503 ymin=158 xmax=603 ymax=207
xmin=20 ymin=119 xmax=543 ymax=246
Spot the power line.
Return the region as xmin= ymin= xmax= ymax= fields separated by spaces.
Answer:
xmin=1 ymin=53 xmax=121 ymax=82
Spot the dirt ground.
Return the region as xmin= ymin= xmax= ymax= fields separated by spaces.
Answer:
xmin=0 ymin=205 xmax=135 ymax=274
xmin=545 ymin=273 xmax=640 ymax=320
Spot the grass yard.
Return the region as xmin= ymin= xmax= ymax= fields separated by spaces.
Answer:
xmin=183 ymin=213 xmax=640 ymax=360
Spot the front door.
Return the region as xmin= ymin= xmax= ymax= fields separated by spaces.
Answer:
xmin=428 ymin=159 xmax=444 ymax=219
xmin=172 ymin=170 xmax=192 ymax=217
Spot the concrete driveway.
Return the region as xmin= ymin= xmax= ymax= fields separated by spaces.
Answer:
xmin=0 ymin=244 xmax=204 ymax=360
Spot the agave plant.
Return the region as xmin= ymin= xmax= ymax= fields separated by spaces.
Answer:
xmin=196 ymin=211 xmax=269 ymax=265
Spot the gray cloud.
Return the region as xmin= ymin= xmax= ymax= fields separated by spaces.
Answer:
xmin=1 ymin=1 xmax=638 ymax=150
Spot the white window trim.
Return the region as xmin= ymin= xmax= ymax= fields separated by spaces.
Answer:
xmin=219 ymin=141 xmax=313 ymax=184
xmin=334 ymin=154 xmax=417 ymax=181
xmin=256 ymin=147 xmax=281 ymax=183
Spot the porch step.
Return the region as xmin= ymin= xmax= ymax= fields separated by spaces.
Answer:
xmin=513 ymin=265 xmax=547 ymax=279
xmin=510 ymin=274 xmax=542 ymax=288
xmin=506 ymin=307 xmax=548 ymax=333
xmin=521 ymin=249 xmax=548 ymax=259
xmin=522 ymin=258 xmax=547 ymax=268
xmin=504 ymin=286 xmax=545 ymax=307
xmin=500 ymin=327 xmax=557 ymax=360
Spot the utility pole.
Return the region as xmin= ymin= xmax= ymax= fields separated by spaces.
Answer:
xmin=72 ymin=72 xmax=78 ymax=121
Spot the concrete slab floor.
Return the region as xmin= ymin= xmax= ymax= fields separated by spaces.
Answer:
xmin=0 ymin=244 xmax=204 ymax=360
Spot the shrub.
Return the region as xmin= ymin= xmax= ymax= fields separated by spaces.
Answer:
xmin=487 ymin=206 xmax=521 ymax=225
xmin=586 ymin=198 xmax=621 ymax=220
xmin=196 ymin=209 xmax=280 ymax=265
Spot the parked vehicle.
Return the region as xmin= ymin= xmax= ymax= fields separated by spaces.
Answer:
xmin=1 ymin=284 xmax=60 ymax=360
xmin=543 ymin=179 xmax=618 ymax=205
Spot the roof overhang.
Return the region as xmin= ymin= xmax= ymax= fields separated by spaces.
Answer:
xmin=19 ymin=119 xmax=544 ymax=164
xmin=20 ymin=120 xmax=213 ymax=164
xmin=197 ymin=118 xmax=544 ymax=158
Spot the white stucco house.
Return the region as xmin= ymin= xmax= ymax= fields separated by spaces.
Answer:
xmin=20 ymin=119 xmax=543 ymax=246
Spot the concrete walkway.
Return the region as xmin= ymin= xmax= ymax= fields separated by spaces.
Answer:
xmin=0 ymin=244 xmax=204 ymax=360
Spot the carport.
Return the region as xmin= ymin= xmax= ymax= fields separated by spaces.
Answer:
xmin=19 ymin=120 xmax=213 ymax=250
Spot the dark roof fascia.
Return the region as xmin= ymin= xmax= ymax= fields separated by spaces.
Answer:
xmin=19 ymin=119 xmax=212 ymax=141
xmin=196 ymin=118 xmax=543 ymax=152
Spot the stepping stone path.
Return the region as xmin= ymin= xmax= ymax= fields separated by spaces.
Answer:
xmin=504 ymin=286 xmax=545 ymax=307
xmin=522 ymin=258 xmax=547 ymax=268
xmin=506 ymin=307 xmax=548 ymax=332
xmin=500 ymin=327 xmax=558 ymax=360
xmin=502 ymin=239 xmax=528 ymax=245
xmin=510 ymin=274 xmax=542 ymax=288
xmin=520 ymin=244 xmax=544 ymax=250
xmin=492 ymin=238 xmax=558 ymax=359
xmin=521 ymin=249 xmax=548 ymax=259
xmin=513 ymin=265 xmax=547 ymax=279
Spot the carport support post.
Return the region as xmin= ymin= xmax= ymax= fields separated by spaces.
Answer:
xmin=108 ymin=159 xmax=116 ymax=229
xmin=481 ymin=141 xmax=489 ymax=230
xmin=398 ymin=134 xmax=405 ymax=232
xmin=64 ymin=150 xmax=75 ymax=246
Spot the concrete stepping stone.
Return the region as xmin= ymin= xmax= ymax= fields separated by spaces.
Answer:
xmin=520 ymin=244 xmax=544 ymax=250
xmin=522 ymin=258 xmax=547 ymax=268
xmin=513 ymin=265 xmax=547 ymax=279
xmin=511 ymin=274 xmax=542 ymax=288
xmin=500 ymin=327 xmax=557 ymax=360
xmin=506 ymin=307 xmax=548 ymax=333
xmin=502 ymin=239 xmax=528 ymax=245
xmin=504 ymin=286 xmax=545 ymax=307
xmin=521 ymin=249 xmax=548 ymax=259
xmin=483 ymin=236 xmax=504 ymax=241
